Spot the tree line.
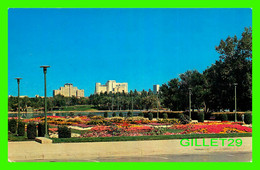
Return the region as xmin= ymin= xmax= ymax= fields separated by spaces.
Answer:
xmin=160 ymin=27 xmax=252 ymax=112
xmin=8 ymin=27 xmax=252 ymax=113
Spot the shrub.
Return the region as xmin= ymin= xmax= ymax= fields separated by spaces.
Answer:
xmin=127 ymin=111 xmax=133 ymax=117
xmin=58 ymin=126 xmax=71 ymax=138
xmin=197 ymin=112 xmax=204 ymax=122
xmin=178 ymin=114 xmax=191 ymax=124
xmin=27 ymin=122 xmax=37 ymax=139
xmin=104 ymin=112 xmax=108 ymax=118
xmin=88 ymin=113 xmax=95 ymax=117
xmin=244 ymin=113 xmax=252 ymax=124
xmin=163 ymin=113 xmax=168 ymax=119
xmin=119 ymin=112 xmax=123 ymax=117
xmin=138 ymin=112 xmax=144 ymax=117
xmin=148 ymin=113 xmax=153 ymax=120
xmin=112 ymin=112 xmax=116 ymax=117
xmin=17 ymin=122 xmax=25 ymax=136
xmin=69 ymin=112 xmax=75 ymax=117
xmin=38 ymin=122 xmax=49 ymax=137
xmin=8 ymin=118 xmax=17 ymax=134
xmin=220 ymin=114 xmax=228 ymax=121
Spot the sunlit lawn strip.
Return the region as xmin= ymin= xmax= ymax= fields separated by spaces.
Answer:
xmin=51 ymin=133 xmax=252 ymax=143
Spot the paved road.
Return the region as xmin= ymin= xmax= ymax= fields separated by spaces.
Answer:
xmin=13 ymin=151 xmax=251 ymax=162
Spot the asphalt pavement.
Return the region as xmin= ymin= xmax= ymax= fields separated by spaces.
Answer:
xmin=13 ymin=151 xmax=252 ymax=162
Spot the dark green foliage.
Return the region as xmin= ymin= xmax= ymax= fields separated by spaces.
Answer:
xmin=244 ymin=113 xmax=252 ymax=124
xmin=27 ymin=122 xmax=37 ymax=139
xmin=17 ymin=122 xmax=25 ymax=136
xmin=148 ymin=112 xmax=153 ymax=120
xmin=119 ymin=112 xmax=123 ymax=117
xmin=38 ymin=122 xmax=49 ymax=137
xmin=163 ymin=113 xmax=168 ymax=119
xmin=197 ymin=112 xmax=204 ymax=122
xmin=138 ymin=112 xmax=144 ymax=117
xmin=104 ymin=112 xmax=108 ymax=118
xmin=220 ymin=114 xmax=228 ymax=121
xmin=178 ymin=114 xmax=191 ymax=124
xmin=88 ymin=113 xmax=95 ymax=117
xmin=58 ymin=126 xmax=71 ymax=138
xmin=127 ymin=111 xmax=133 ymax=117
xmin=8 ymin=118 xmax=17 ymax=134
xmin=69 ymin=112 xmax=74 ymax=117
xmin=112 ymin=112 xmax=116 ymax=117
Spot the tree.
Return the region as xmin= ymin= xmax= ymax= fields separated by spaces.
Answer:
xmin=204 ymin=27 xmax=252 ymax=111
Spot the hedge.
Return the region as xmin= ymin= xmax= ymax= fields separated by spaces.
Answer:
xmin=17 ymin=122 xmax=25 ymax=136
xmin=8 ymin=118 xmax=17 ymax=134
xmin=58 ymin=126 xmax=71 ymax=138
xmin=27 ymin=122 xmax=37 ymax=139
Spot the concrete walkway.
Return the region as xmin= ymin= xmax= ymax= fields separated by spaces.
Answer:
xmin=8 ymin=137 xmax=252 ymax=162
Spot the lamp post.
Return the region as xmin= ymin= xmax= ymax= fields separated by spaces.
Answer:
xmin=234 ymin=83 xmax=238 ymax=122
xmin=188 ymin=88 xmax=192 ymax=120
xmin=157 ymin=92 xmax=159 ymax=119
xmin=40 ymin=65 xmax=50 ymax=137
xmin=15 ymin=78 xmax=22 ymax=122
xmin=131 ymin=96 xmax=134 ymax=115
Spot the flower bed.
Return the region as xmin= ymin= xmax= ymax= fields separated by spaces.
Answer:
xmin=169 ymin=122 xmax=252 ymax=134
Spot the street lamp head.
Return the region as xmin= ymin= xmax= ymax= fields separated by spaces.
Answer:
xmin=15 ymin=78 xmax=22 ymax=83
xmin=188 ymin=87 xmax=192 ymax=90
xmin=40 ymin=65 xmax=50 ymax=73
xmin=234 ymin=83 xmax=238 ymax=86
xmin=40 ymin=65 xmax=50 ymax=69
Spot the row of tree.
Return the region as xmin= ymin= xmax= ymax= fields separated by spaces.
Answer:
xmin=8 ymin=95 xmax=89 ymax=111
xmin=160 ymin=27 xmax=252 ymax=112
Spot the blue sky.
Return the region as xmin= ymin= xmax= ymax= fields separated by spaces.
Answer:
xmin=8 ymin=8 xmax=252 ymax=97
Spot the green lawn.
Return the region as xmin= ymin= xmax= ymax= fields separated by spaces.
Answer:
xmin=61 ymin=105 xmax=98 ymax=111
xmin=51 ymin=133 xmax=252 ymax=143
xmin=8 ymin=133 xmax=34 ymax=141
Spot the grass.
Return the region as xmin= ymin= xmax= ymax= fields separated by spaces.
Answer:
xmin=8 ymin=132 xmax=34 ymax=141
xmin=61 ymin=105 xmax=97 ymax=111
xmin=51 ymin=133 xmax=252 ymax=143
xmin=71 ymin=129 xmax=89 ymax=135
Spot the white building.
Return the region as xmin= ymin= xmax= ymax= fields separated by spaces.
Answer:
xmin=95 ymin=80 xmax=128 ymax=94
xmin=153 ymin=84 xmax=160 ymax=94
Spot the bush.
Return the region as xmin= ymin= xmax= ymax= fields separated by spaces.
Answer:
xmin=119 ymin=112 xmax=123 ymax=117
xmin=220 ymin=114 xmax=228 ymax=121
xmin=178 ymin=114 xmax=191 ymax=124
xmin=88 ymin=113 xmax=95 ymax=117
xmin=104 ymin=112 xmax=108 ymax=118
xmin=38 ymin=122 xmax=49 ymax=137
xmin=17 ymin=122 xmax=25 ymax=136
xmin=127 ymin=111 xmax=133 ymax=117
xmin=69 ymin=112 xmax=74 ymax=117
xmin=138 ymin=112 xmax=144 ymax=117
xmin=244 ymin=113 xmax=252 ymax=124
xmin=27 ymin=122 xmax=37 ymax=139
xmin=112 ymin=112 xmax=116 ymax=117
xmin=8 ymin=118 xmax=17 ymax=134
xmin=163 ymin=113 xmax=168 ymax=119
xmin=197 ymin=112 xmax=204 ymax=122
xmin=148 ymin=113 xmax=153 ymax=120
xmin=58 ymin=126 xmax=71 ymax=138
